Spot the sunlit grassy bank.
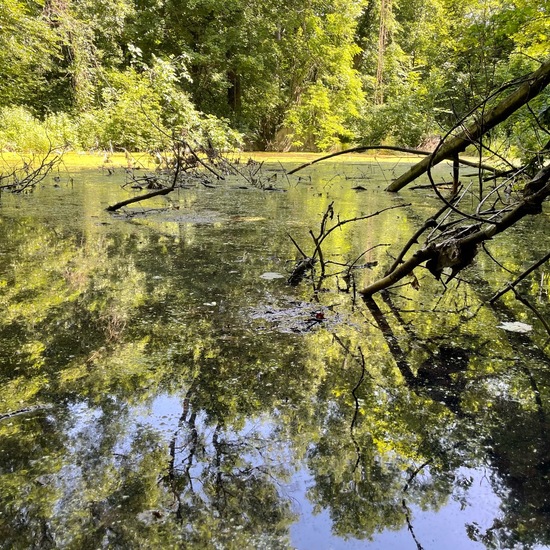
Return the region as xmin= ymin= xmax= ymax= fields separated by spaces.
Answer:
xmin=0 ymin=150 xmax=431 ymax=173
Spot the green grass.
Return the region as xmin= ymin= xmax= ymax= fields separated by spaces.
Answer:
xmin=0 ymin=149 xmax=448 ymax=173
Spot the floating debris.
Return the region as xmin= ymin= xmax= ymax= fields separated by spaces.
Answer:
xmin=497 ymin=321 xmax=532 ymax=333
xmin=249 ymin=299 xmax=349 ymax=334
xmin=260 ymin=272 xmax=285 ymax=280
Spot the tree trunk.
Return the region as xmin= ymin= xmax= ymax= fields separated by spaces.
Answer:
xmin=375 ymin=0 xmax=392 ymax=105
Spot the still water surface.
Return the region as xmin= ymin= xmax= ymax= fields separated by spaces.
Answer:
xmin=1 ymin=158 xmax=549 ymax=549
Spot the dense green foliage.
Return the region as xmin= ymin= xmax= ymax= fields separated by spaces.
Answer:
xmin=0 ymin=0 xmax=548 ymax=151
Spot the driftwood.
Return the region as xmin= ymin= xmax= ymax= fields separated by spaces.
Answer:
xmin=106 ymin=187 xmax=176 ymax=212
xmin=386 ymin=58 xmax=550 ymax=192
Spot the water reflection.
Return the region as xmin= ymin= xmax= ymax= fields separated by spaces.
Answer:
xmin=0 ymin=162 xmax=549 ymax=548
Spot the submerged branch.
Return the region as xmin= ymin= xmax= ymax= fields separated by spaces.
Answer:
xmin=106 ymin=187 xmax=176 ymax=212
xmin=490 ymin=250 xmax=550 ymax=303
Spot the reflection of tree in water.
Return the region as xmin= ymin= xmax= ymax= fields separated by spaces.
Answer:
xmin=0 ymin=412 xmax=66 ymax=548
xmin=0 ymin=217 xmax=309 ymax=548
xmin=0 ymin=342 xmax=303 ymax=548
xmin=163 ymin=388 xmax=296 ymax=548
xmin=305 ymin=319 xmax=465 ymax=543
xmin=3 ymin=184 xmax=550 ymax=548
xmin=303 ymin=286 xmax=550 ymax=548
xmin=472 ymin=359 xmax=550 ymax=548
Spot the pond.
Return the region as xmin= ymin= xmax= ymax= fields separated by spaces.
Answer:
xmin=1 ymin=156 xmax=550 ymax=549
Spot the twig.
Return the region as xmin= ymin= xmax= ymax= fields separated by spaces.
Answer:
xmin=310 ymin=203 xmax=410 ymax=261
xmin=490 ymin=250 xmax=550 ymax=303
xmin=386 ymin=202 xmax=450 ymax=275
xmin=287 ymin=232 xmax=308 ymax=258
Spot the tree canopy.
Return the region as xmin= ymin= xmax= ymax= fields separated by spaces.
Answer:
xmin=0 ymin=0 xmax=548 ymax=152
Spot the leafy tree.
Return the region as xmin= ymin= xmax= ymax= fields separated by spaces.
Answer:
xmin=281 ymin=0 xmax=367 ymax=150
xmin=119 ymin=0 xmax=368 ymax=150
xmin=0 ymin=0 xmax=59 ymax=109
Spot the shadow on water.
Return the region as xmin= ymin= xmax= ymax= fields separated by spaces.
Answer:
xmin=0 ymin=161 xmax=550 ymax=548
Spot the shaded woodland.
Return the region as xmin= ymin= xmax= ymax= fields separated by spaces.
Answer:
xmin=0 ymin=0 xmax=548 ymax=154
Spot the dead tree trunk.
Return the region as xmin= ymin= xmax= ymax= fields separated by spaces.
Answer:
xmin=386 ymin=59 xmax=550 ymax=192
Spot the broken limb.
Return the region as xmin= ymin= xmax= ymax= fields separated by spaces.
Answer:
xmin=386 ymin=59 xmax=550 ymax=192
xmin=360 ymin=164 xmax=550 ymax=297
xmin=286 ymin=145 xmax=501 ymax=176
xmin=106 ymin=187 xmax=177 ymax=212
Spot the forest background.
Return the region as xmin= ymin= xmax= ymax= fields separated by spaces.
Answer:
xmin=1 ymin=0 xmax=548 ymax=156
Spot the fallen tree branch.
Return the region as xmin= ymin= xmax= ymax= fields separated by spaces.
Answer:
xmin=310 ymin=203 xmax=410 ymax=262
xmin=107 ymin=141 xmax=183 ymax=212
xmin=286 ymin=145 xmax=501 ymax=176
xmin=106 ymin=187 xmax=176 ymax=212
xmin=386 ymin=58 xmax=550 ymax=192
xmin=185 ymin=140 xmax=225 ymax=180
xmin=385 ymin=202 xmax=451 ymax=275
xmin=360 ymin=164 xmax=550 ymax=297
xmin=287 ymin=203 xmax=409 ymax=287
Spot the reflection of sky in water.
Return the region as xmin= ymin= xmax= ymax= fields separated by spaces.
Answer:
xmin=290 ymin=468 xmax=504 ymax=549
xmin=60 ymin=395 xmax=543 ymax=550
xmin=49 ymin=393 xmax=515 ymax=550
xmin=137 ymin=394 xmax=184 ymax=437
xmin=99 ymin=394 xmax=509 ymax=549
